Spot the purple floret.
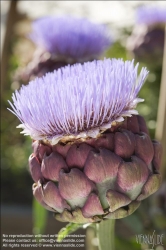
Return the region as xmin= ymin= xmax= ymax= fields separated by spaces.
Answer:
xmin=136 ymin=5 xmax=166 ymax=25
xmin=29 ymin=16 xmax=112 ymax=60
xmin=8 ymin=59 xmax=148 ymax=142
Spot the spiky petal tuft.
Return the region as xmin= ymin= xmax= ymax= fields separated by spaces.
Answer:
xmin=8 ymin=58 xmax=148 ymax=144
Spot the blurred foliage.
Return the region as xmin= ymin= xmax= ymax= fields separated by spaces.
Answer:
xmin=32 ymin=199 xmax=48 ymax=234
xmin=105 ymin=40 xmax=127 ymax=60
xmin=115 ymin=236 xmax=141 ymax=250
xmin=137 ymin=69 xmax=161 ymax=139
xmin=1 ymin=47 xmax=33 ymax=205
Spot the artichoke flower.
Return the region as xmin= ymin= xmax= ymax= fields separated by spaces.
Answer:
xmin=127 ymin=6 xmax=166 ymax=68
xmin=136 ymin=6 xmax=166 ymax=25
xmin=8 ymin=59 xmax=162 ymax=223
xmin=16 ymin=16 xmax=112 ymax=82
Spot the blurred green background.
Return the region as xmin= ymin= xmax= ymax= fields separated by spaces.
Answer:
xmin=1 ymin=1 xmax=166 ymax=250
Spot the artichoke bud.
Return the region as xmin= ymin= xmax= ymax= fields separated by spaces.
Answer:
xmin=30 ymin=115 xmax=162 ymax=223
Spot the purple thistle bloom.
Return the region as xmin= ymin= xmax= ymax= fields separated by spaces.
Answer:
xmin=29 ymin=16 xmax=112 ymax=61
xmin=136 ymin=6 xmax=166 ymax=25
xmin=127 ymin=5 xmax=166 ymax=67
xmin=8 ymin=58 xmax=148 ymax=144
xmin=8 ymin=58 xmax=162 ymax=223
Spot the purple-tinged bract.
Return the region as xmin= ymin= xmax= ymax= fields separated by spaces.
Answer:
xmin=30 ymin=115 xmax=162 ymax=223
xmin=29 ymin=16 xmax=111 ymax=60
xmin=136 ymin=6 xmax=166 ymax=25
xmin=8 ymin=59 xmax=148 ymax=144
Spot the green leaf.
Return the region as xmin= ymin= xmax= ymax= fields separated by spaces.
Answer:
xmin=32 ymin=198 xmax=48 ymax=234
xmin=105 ymin=41 xmax=127 ymax=60
xmin=122 ymin=214 xmax=143 ymax=234
xmin=57 ymin=223 xmax=86 ymax=242
xmin=115 ymin=236 xmax=141 ymax=250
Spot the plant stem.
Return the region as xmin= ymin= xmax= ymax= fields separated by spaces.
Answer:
xmin=155 ymin=25 xmax=166 ymax=174
xmin=97 ymin=219 xmax=115 ymax=250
